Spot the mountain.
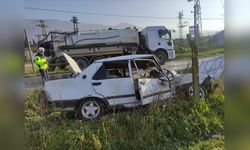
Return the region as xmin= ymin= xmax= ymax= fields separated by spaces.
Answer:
xmin=25 ymin=19 xmax=142 ymax=42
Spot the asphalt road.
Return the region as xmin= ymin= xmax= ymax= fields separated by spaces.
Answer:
xmin=24 ymin=56 xmax=214 ymax=90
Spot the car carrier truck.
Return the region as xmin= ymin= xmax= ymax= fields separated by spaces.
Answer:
xmin=38 ymin=26 xmax=176 ymax=71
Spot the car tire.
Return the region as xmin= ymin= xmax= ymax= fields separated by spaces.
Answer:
xmin=187 ymin=85 xmax=207 ymax=99
xmin=155 ymin=50 xmax=168 ymax=65
xmin=77 ymin=98 xmax=105 ymax=120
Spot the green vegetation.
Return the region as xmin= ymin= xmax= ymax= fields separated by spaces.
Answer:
xmin=25 ymin=80 xmax=224 ymax=150
xmin=24 ymin=65 xmax=71 ymax=78
xmin=176 ymin=48 xmax=224 ymax=60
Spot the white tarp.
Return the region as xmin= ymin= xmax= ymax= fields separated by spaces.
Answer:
xmin=174 ymin=55 xmax=224 ymax=85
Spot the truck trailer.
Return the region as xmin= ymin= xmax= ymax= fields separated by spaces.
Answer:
xmin=38 ymin=26 xmax=176 ymax=71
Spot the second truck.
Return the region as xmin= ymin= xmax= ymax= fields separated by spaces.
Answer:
xmin=38 ymin=26 xmax=176 ymax=71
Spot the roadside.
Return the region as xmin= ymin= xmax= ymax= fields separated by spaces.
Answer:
xmin=175 ymin=48 xmax=224 ymax=60
xmin=25 ymin=48 xmax=224 ymax=78
xmin=25 ymin=54 xmax=224 ymax=90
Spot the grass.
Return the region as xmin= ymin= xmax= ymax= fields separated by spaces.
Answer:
xmin=24 ymin=65 xmax=71 ymax=78
xmin=25 ymin=79 xmax=224 ymax=150
xmin=176 ymin=48 xmax=224 ymax=60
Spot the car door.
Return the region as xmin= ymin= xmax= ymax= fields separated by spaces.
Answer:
xmin=91 ymin=61 xmax=137 ymax=106
xmin=131 ymin=59 xmax=172 ymax=105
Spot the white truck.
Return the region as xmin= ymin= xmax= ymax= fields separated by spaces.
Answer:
xmin=38 ymin=26 xmax=176 ymax=71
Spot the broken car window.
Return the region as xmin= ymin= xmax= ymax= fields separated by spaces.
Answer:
xmin=92 ymin=61 xmax=130 ymax=80
xmin=132 ymin=59 xmax=162 ymax=79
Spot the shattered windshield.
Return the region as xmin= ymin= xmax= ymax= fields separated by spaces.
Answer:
xmin=132 ymin=58 xmax=165 ymax=79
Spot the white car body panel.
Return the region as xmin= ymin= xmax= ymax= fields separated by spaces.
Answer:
xmin=139 ymin=78 xmax=172 ymax=105
xmin=93 ymin=78 xmax=137 ymax=106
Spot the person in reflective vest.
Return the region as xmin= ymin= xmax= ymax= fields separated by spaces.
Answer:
xmin=35 ymin=47 xmax=49 ymax=83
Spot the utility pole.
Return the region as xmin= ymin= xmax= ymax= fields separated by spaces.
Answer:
xmin=71 ymin=16 xmax=79 ymax=33
xmin=24 ymin=27 xmax=36 ymax=74
xmin=36 ymin=19 xmax=48 ymax=38
xmin=178 ymin=11 xmax=184 ymax=39
xmin=188 ymin=0 xmax=202 ymax=39
xmin=188 ymin=0 xmax=202 ymax=100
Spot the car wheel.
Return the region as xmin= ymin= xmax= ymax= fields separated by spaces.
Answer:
xmin=155 ymin=50 xmax=168 ymax=65
xmin=77 ymin=99 xmax=104 ymax=120
xmin=188 ymin=85 xmax=207 ymax=99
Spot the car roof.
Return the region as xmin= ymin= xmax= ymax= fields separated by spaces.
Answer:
xmin=95 ymin=54 xmax=155 ymax=63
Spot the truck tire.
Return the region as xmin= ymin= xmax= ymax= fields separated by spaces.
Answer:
xmin=48 ymin=64 xmax=56 ymax=72
xmin=76 ymin=58 xmax=89 ymax=70
xmin=91 ymin=56 xmax=106 ymax=63
xmin=77 ymin=98 xmax=105 ymax=120
xmin=59 ymin=59 xmax=68 ymax=70
xmin=155 ymin=50 xmax=168 ymax=65
xmin=59 ymin=64 xmax=67 ymax=70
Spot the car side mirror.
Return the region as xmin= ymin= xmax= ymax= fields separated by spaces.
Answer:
xmin=82 ymin=75 xmax=87 ymax=79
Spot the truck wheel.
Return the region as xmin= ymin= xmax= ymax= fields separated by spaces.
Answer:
xmin=155 ymin=50 xmax=168 ymax=65
xmin=59 ymin=64 xmax=67 ymax=70
xmin=76 ymin=58 xmax=89 ymax=70
xmin=91 ymin=56 xmax=106 ymax=63
xmin=48 ymin=64 xmax=56 ymax=72
xmin=77 ymin=98 xmax=104 ymax=120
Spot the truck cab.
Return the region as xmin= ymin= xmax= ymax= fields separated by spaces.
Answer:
xmin=141 ymin=26 xmax=175 ymax=64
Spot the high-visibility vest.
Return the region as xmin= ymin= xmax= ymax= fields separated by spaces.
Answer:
xmin=35 ymin=54 xmax=48 ymax=70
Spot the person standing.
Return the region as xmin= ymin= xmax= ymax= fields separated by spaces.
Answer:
xmin=35 ymin=47 xmax=49 ymax=83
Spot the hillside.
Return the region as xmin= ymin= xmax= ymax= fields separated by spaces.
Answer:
xmin=25 ymin=19 xmax=219 ymax=42
xmin=25 ymin=19 xmax=142 ymax=42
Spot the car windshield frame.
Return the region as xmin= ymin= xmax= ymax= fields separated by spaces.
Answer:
xmin=130 ymin=58 xmax=165 ymax=79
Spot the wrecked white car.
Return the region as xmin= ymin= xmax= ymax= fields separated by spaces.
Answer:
xmin=39 ymin=53 xmax=224 ymax=120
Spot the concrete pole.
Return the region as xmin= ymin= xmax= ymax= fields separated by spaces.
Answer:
xmin=24 ymin=27 xmax=36 ymax=74
xmin=193 ymin=0 xmax=200 ymax=100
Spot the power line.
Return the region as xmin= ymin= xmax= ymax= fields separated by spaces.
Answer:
xmin=25 ymin=7 xmax=224 ymax=20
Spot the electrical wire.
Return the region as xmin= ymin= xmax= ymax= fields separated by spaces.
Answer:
xmin=25 ymin=7 xmax=224 ymax=20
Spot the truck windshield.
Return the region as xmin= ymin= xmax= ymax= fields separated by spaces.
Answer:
xmin=158 ymin=30 xmax=171 ymax=41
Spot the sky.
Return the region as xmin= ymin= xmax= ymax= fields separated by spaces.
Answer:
xmin=25 ymin=0 xmax=225 ymax=32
